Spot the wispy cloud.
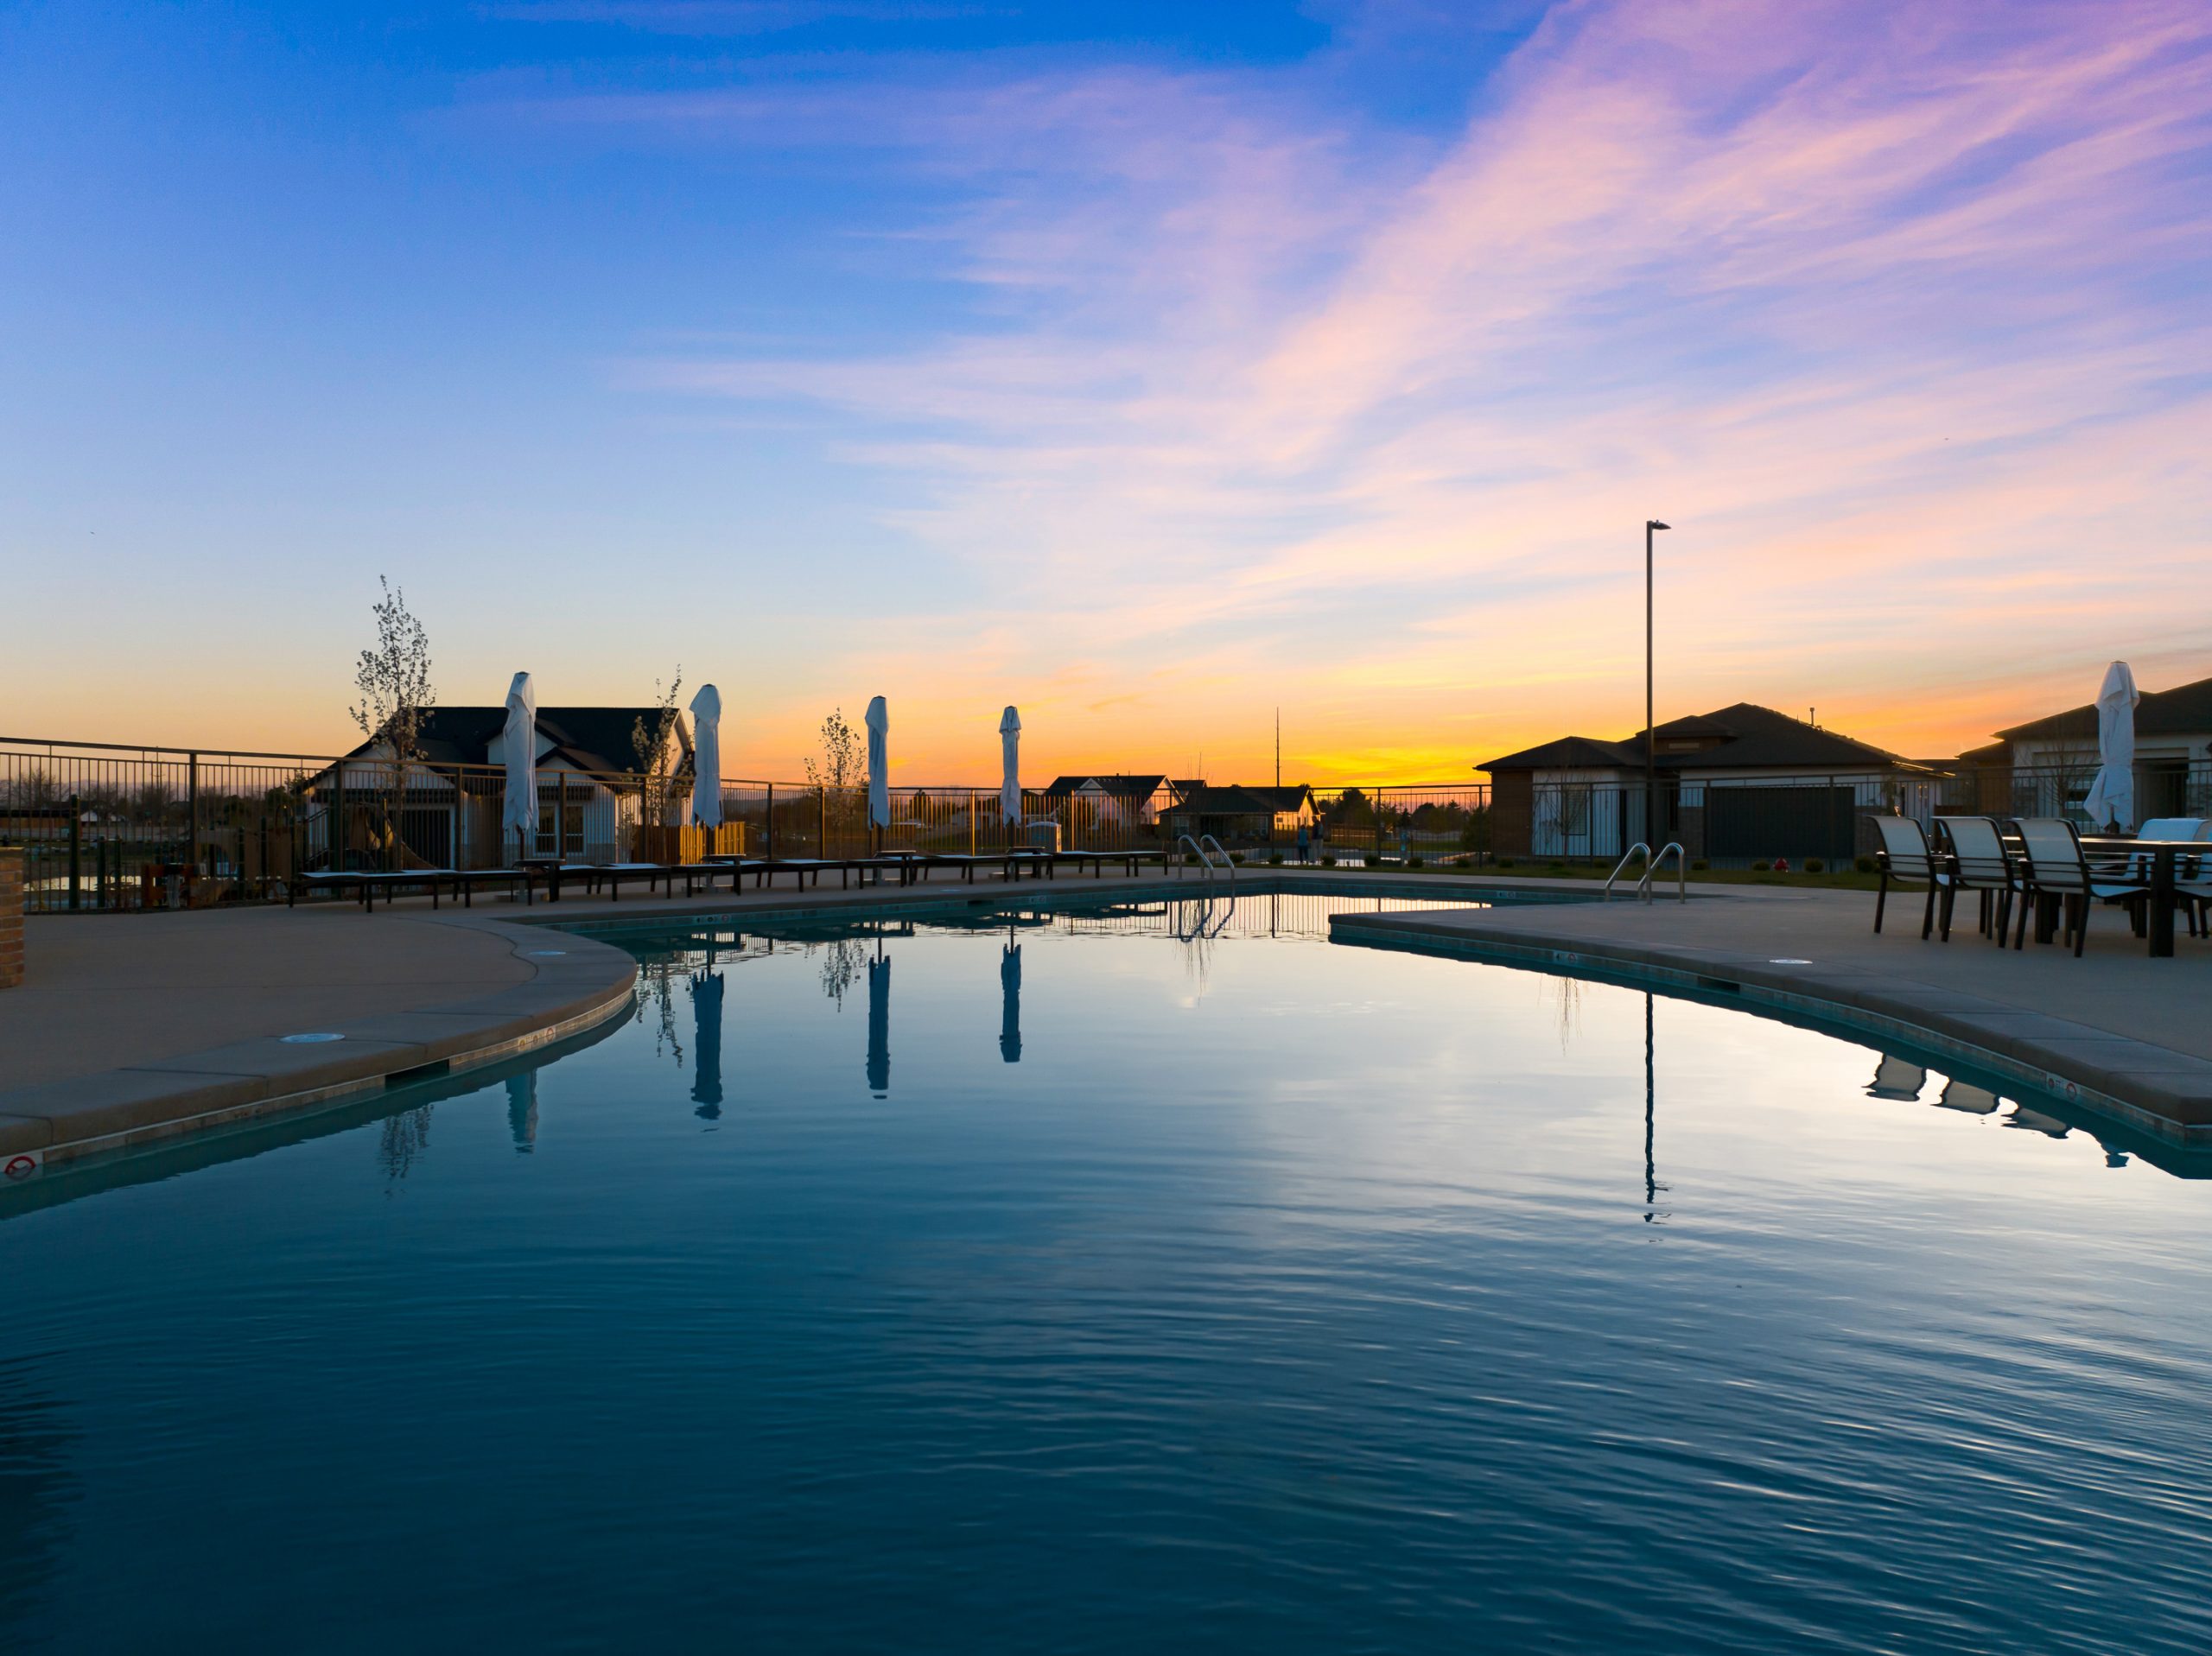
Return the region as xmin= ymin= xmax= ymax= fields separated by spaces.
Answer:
xmin=555 ymin=0 xmax=2212 ymax=774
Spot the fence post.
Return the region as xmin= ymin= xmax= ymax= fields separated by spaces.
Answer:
xmin=819 ymin=786 xmax=829 ymax=859
xmin=68 ymin=793 xmax=81 ymax=911
xmin=969 ymin=790 xmax=976 ymax=856
xmin=333 ymin=759 xmax=345 ymax=871
xmin=188 ymin=752 xmax=200 ymax=873
xmin=765 ymin=783 xmax=775 ymax=861
xmin=558 ymin=771 xmax=569 ymax=858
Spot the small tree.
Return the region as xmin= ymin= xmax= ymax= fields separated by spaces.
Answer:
xmin=350 ymin=577 xmax=435 ymax=869
xmin=804 ymin=707 xmax=865 ymax=793
xmin=631 ymin=668 xmax=686 ymax=831
xmin=804 ymin=707 xmax=867 ymax=856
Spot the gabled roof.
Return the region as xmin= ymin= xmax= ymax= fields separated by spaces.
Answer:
xmin=341 ymin=706 xmax=690 ymax=777
xmin=1482 ymin=703 xmax=1914 ymax=774
xmin=1168 ymin=784 xmax=1314 ymax=815
xmin=1480 ymin=734 xmax=1643 ymax=771
xmin=1039 ymin=773 xmax=1170 ymax=799
xmin=1995 ymin=673 xmax=2212 ymax=744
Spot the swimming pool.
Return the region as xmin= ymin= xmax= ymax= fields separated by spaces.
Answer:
xmin=7 ymin=890 xmax=2211 ymax=1652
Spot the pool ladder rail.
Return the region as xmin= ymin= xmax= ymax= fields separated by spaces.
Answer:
xmin=1604 ymin=841 xmax=1688 ymax=904
xmin=1173 ymin=834 xmax=1236 ymax=887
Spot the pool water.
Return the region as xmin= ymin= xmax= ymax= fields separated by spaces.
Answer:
xmin=7 ymin=891 xmax=2212 ymax=1653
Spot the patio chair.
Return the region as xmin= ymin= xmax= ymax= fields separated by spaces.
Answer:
xmin=1868 ymin=814 xmax=1942 ymax=938
xmin=2008 ymin=817 xmax=2150 ymax=957
xmin=1931 ymin=815 xmax=2021 ymax=942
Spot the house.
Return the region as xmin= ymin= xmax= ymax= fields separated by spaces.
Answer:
xmin=1039 ymin=774 xmax=1180 ymax=828
xmin=1481 ymin=703 xmax=1939 ymax=863
xmin=1162 ymin=784 xmax=1317 ymax=845
xmin=1969 ymin=672 xmax=2212 ymax=822
xmin=313 ymin=706 xmax=691 ymax=868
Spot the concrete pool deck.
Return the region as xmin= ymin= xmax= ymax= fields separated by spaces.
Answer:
xmin=0 ymin=906 xmax=638 ymax=1166
xmin=7 ymin=866 xmax=2212 ymax=1165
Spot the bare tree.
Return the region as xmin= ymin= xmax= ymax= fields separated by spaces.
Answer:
xmin=350 ymin=577 xmax=435 ymax=868
xmin=631 ymin=668 xmax=686 ymax=829
xmin=804 ymin=707 xmax=864 ymax=792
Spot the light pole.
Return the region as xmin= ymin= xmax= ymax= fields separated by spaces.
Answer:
xmin=1645 ymin=519 xmax=1670 ymax=854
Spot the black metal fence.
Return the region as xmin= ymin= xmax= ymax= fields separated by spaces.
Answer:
xmin=10 ymin=733 xmax=2202 ymax=906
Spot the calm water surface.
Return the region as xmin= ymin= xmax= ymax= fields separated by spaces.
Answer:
xmin=6 ymin=890 xmax=2211 ymax=1653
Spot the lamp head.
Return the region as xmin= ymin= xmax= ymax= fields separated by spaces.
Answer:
xmin=1648 ymin=519 xmax=1671 ymax=531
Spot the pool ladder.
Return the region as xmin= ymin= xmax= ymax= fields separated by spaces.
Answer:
xmin=1604 ymin=841 xmax=1688 ymax=904
xmin=1174 ymin=833 xmax=1236 ymax=887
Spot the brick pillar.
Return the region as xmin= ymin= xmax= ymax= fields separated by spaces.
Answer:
xmin=0 ymin=849 xmax=23 ymax=989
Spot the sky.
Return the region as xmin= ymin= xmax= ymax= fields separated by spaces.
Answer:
xmin=3 ymin=0 xmax=2209 ymax=784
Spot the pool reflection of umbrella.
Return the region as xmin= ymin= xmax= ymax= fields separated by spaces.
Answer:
xmin=691 ymin=966 xmax=724 ymax=1120
xmin=506 ymin=1070 xmax=537 ymax=1152
xmin=1000 ymin=938 xmax=1022 ymax=1063
xmin=1866 ymin=1054 xmax=1928 ymax=1101
xmin=867 ymin=952 xmax=891 ymax=1096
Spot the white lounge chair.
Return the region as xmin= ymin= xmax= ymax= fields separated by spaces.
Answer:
xmin=1868 ymin=814 xmax=1942 ymax=938
xmin=2010 ymin=817 xmax=2150 ymax=957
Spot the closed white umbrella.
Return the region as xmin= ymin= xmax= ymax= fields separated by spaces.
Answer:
xmin=999 ymin=705 xmax=1021 ymax=847
xmin=499 ymin=671 xmax=537 ymax=860
xmin=865 ymin=695 xmax=890 ymax=831
xmin=2080 ymin=660 xmax=2139 ymax=832
xmin=689 ymin=682 xmax=722 ymax=829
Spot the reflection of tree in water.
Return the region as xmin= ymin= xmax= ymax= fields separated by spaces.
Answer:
xmin=813 ymin=936 xmax=868 ymax=1007
xmin=378 ymin=1104 xmax=435 ymax=1183
xmin=634 ymin=962 xmax=685 ymax=1069
xmin=0 ymin=1359 xmax=75 ymax=1628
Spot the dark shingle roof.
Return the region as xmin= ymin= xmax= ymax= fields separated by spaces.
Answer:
xmin=1994 ymin=674 xmax=2212 ymax=743
xmin=1482 ymin=703 xmax=1911 ymax=774
xmin=1040 ymin=774 xmax=1169 ymax=799
xmin=1169 ymin=784 xmax=1313 ymax=815
xmin=343 ymin=706 xmax=689 ymax=777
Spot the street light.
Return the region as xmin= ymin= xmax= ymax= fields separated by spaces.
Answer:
xmin=1645 ymin=519 xmax=1670 ymax=855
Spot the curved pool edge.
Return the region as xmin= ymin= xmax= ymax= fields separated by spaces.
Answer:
xmin=1330 ymin=910 xmax=2212 ymax=1149
xmin=0 ymin=919 xmax=638 ymax=1177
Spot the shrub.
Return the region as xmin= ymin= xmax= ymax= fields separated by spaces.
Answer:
xmin=1185 ymin=852 xmax=1200 ymax=865
xmin=1751 ymin=860 xmax=1771 ymax=872
xmin=1691 ymin=859 xmax=1709 ymax=872
xmin=1408 ymin=855 xmax=1425 ymax=869
xmin=1855 ymin=854 xmax=1877 ymax=874
xmin=1497 ymin=857 xmax=1516 ymax=869
xmin=1803 ymin=857 xmax=1825 ymax=873
xmin=1268 ymin=852 xmax=1284 ymax=866
xmin=1230 ymin=851 xmax=1246 ymax=865
xmin=1321 ymin=854 xmax=1337 ymax=867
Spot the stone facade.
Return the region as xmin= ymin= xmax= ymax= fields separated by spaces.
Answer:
xmin=0 ymin=849 xmax=22 ymax=988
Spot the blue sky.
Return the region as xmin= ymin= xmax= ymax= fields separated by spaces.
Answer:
xmin=5 ymin=2 xmax=2209 ymax=778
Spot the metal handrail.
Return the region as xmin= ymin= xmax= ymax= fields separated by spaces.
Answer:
xmin=1174 ymin=833 xmax=1213 ymax=880
xmin=1637 ymin=841 xmax=1688 ymax=904
xmin=1604 ymin=843 xmax=1652 ymax=899
xmin=1199 ymin=834 xmax=1236 ymax=887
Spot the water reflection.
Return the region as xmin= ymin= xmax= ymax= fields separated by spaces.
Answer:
xmin=377 ymin=1105 xmax=434 ymax=1185
xmin=1866 ymin=1055 xmax=1928 ymax=1101
xmin=867 ymin=949 xmax=891 ymax=1098
xmin=999 ymin=936 xmax=1021 ymax=1064
xmin=691 ymin=966 xmax=725 ymax=1121
xmin=1643 ymin=993 xmax=1667 ymax=1222
xmin=1936 ymin=1079 xmax=1999 ymax=1114
xmin=506 ymin=1072 xmax=538 ymax=1152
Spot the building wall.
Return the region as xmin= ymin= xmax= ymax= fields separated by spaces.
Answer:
xmin=1490 ymin=771 xmax=1532 ymax=857
xmin=0 ymin=849 xmax=22 ymax=988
